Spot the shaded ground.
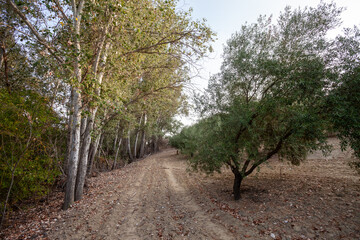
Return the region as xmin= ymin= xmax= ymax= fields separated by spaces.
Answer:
xmin=1 ymin=138 xmax=359 ymax=239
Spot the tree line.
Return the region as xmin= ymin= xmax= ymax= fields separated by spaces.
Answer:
xmin=0 ymin=0 xmax=214 ymax=226
xmin=170 ymin=2 xmax=360 ymax=200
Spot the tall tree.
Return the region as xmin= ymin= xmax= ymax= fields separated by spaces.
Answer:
xmin=4 ymin=0 xmax=214 ymax=210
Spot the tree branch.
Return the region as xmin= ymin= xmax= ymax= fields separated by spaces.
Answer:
xmin=245 ymin=129 xmax=294 ymax=176
xmin=54 ymin=0 xmax=70 ymax=23
xmin=6 ymin=0 xmax=65 ymax=64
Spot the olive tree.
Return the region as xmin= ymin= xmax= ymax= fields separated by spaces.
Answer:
xmin=188 ymin=3 xmax=342 ymax=200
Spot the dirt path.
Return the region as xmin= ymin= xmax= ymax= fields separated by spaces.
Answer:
xmin=49 ymin=149 xmax=243 ymax=239
xmin=3 ymin=142 xmax=359 ymax=239
xmin=47 ymin=146 xmax=360 ymax=240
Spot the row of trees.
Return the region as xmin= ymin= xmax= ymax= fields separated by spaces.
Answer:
xmin=0 ymin=0 xmax=214 ymax=226
xmin=170 ymin=2 xmax=360 ymax=200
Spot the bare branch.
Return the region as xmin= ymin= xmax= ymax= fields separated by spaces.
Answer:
xmin=54 ymin=0 xmax=70 ymax=22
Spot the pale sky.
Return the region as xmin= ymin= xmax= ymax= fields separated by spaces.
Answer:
xmin=176 ymin=0 xmax=360 ymax=125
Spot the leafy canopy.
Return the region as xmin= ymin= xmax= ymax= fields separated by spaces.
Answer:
xmin=170 ymin=2 xmax=359 ymax=200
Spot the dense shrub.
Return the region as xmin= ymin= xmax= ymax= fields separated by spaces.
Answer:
xmin=0 ymin=90 xmax=63 ymax=211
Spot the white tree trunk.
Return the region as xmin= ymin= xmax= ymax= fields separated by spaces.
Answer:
xmin=87 ymin=130 xmax=102 ymax=176
xmin=112 ymin=128 xmax=124 ymax=170
xmin=74 ymin=36 xmax=111 ymax=201
xmin=75 ymin=111 xmax=94 ymax=200
xmin=80 ymin=116 xmax=88 ymax=140
xmin=139 ymin=113 xmax=147 ymax=158
xmin=63 ymin=88 xmax=82 ymax=210
xmin=113 ymin=122 xmax=120 ymax=153
xmin=133 ymin=114 xmax=143 ymax=159
xmin=63 ymin=0 xmax=85 ymax=210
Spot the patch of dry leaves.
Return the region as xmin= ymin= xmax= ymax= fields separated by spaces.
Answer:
xmin=0 ymin=166 xmax=133 ymax=240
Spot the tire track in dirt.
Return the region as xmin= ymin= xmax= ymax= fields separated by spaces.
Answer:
xmin=159 ymin=150 xmax=261 ymax=239
xmin=49 ymin=149 xmax=243 ymax=239
xmin=164 ymin=166 xmax=235 ymax=239
xmin=96 ymin=165 xmax=147 ymax=239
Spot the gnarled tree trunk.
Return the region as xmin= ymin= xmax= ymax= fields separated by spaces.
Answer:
xmin=232 ymin=171 xmax=243 ymax=200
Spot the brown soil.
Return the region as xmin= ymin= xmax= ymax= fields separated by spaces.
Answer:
xmin=2 ymin=138 xmax=359 ymax=239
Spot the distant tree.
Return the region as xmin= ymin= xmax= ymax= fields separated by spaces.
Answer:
xmin=174 ymin=2 xmax=344 ymax=200
xmin=169 ymin=125 xmax=199 ymax=156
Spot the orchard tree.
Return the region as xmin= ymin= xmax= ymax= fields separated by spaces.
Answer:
xmin=179 ymin=2 xmax=343 ymax=200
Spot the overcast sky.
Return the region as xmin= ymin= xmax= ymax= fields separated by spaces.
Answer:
xmin=176 ymin=0 xmax=360 ymax=125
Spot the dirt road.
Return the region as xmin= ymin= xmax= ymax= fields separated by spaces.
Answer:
xmin=49 ymin=149 xmax=245 ymax=239
xmin=47 ymin=145 xmax=360 ymax=240
xmin=2 ymin=139 xmax=359 ymax=239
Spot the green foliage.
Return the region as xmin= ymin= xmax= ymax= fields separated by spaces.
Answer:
xmin=170 ymin=125 xmax=199 ymax=156
xmin=329 ymin=66 xmax=360 ymax=157
xmin=0 ymin=89 xmax=61 ymax=208
xmin=327 ymin=26 xmax=360 ymax=171
xmin=172 ymin=3 xmax=358 ymax=197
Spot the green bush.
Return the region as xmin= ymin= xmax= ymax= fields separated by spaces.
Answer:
xmin=0 ymin=90 xmax=62 ymax=209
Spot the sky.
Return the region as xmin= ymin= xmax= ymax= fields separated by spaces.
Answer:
xmin=176 ymin=0 xmax=360 ymax=126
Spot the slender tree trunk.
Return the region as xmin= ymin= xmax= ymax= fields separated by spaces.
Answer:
xmin=87 ymin=131 xmax=101 ymax=176
xmin=87 ymin=142 xmax=94 ymax=174
xmin=133 ymin=131 xmax=139 ymax=159
xmin=0 ymin=35 xmax=5 ymax=67
xmin=78 ymin=115 xmax=88 ymax=165
xmin=63 ymin=88 xmax=82 ymax=210
xmin=98 ymin=134 xmax=104 ymax=159
xmin=113 ymin=121 xmax=120 ymax=153
xmin=80 ymin=116 xmax=87 ymax=140
xmin=127 ymin=129 xmax=134 ymax=163
xmin=65 ymin=90 xmax=74 ymax=175
xmin=94 ymin=134 xmax=104 ymax=170
xmin=112 ymin=129 xmax=124 ymax=170
xmin=139 ymin=114 xmax=147 ymax=158
xmin=156 ymin=135 xmax=161 ymax=152
xmin=1 ymin=155 xmax=23 ymax=227
xmin=75 ymin=111 xmax=94 ymax=201
xmin=139 ymin=131 xmax=146 ymax=158
xmin=133 ymin=114 xmax=143 ymax=159
xmin=1 ymin=40 xmax=11 ymax=94
xmin=151 ymin=135 xmax=158 ymax=153
xmin=123 ymin=136 xmax=128 ymax=158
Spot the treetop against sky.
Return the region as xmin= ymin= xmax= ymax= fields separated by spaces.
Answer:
xmin=176 ymin=0 xmax=360 ymax=125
